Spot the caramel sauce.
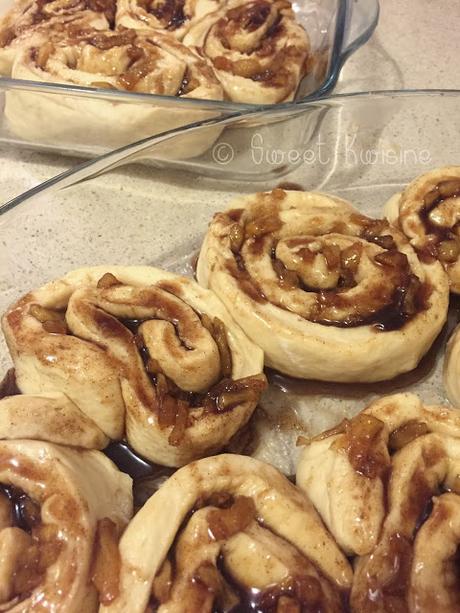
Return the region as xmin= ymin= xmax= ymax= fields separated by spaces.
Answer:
xmin=226 ymin=209 xmax=244 ymax=223
xmin=104 ymin=441 xmax=175 ymax=508
xmin=276 ymin=182 xmax=304 ymax=191
xmin=214 ymin=554 xmax=347 ymax=613
xmin=360 ymin=533 xmax=413 ymax=612
xmin=91 ymin=518 xmax=121 ymax=605
xmin=0 ymin=368 xmax=20 ymax=399
xmin=0 ymin=27 xmax=15 ymax=48
xmin=226 ymin=256 xmax=267 ymax=304
xmin=0 ymin=485 xmax=40 ymax=532
xmin=145 ymin=0 xmax=186 ymax=31
xmin=333 ymin=415 xmax=389 ymax=479
xmin=86 ymin=0 xmax=116 ymax=26
xmin=418 ymin=181 xmax=460 ymax=260
xmin=388 ymin=421 xmax=429 ymax=452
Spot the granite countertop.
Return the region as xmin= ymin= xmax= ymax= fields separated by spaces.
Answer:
xmin=0 ymin=0 xmax=459 ymax=201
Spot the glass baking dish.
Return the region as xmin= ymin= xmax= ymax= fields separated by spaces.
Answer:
xmin=0 ymin=0 xmax=379 ymax=159
xmin=1 ymin=89 xmax=458 ymax=475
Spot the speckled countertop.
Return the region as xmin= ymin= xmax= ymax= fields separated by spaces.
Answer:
xmin=0 ymin=0 xmax=459 ymax=201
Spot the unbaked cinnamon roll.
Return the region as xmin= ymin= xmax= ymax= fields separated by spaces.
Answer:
xmin=183 ymin=0 xmax=310 ymax=103
xmin=444 ymin=323 xmax=460 ymax=407
xmin=197 ymin=189 xmax=449 ymax=382
xmin=351 ymin=428 xmax=460 ymax=611
xmin=297 ymin=392 xmax=460 ymax=555
xmin=2 ymin=266 xmax=265 ymax=467
xmin=5 ymin=28 xmax=223 ymax=153
xmin=116 ymin=0 xmax=221 ymax=40
xmin=385 ymin=166 xmax=460 ymax=294
xmin=0 ymin=435 xmax=132 ymax=611
xmin=0 ymin=0 xmax=111 ymax=74
xmin=100 ymin=454 xmax=352 ymax=613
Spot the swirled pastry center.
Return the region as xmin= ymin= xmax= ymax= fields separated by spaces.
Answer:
xmin=221 ymin=191 xmax=432 ymax=331
xmin=31 ymin=29 xmax=194 ymax=93
xmin=149 ymin=494 xmax=344 ymax=612
xmin=28 ymin=274 xmax=265 ymax=447
xmin=210 ymin=0 xmax=304 ymax=88
xmin=136 ymin=0 xmax=187 ymax=30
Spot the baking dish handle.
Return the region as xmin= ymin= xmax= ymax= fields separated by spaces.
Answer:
xmin=310 ymin=0 xmax=380 ymax=99
xmin=340 ymin=0 xmax=379 ymax=61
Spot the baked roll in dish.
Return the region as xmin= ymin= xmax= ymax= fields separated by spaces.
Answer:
xmin=385 ymin=166 xmax=460 ymax=293
xmin=197 ymin=189 xmax=449 ymax=382
xmin=0 ymin=0 xmax=111 ymax=74
xmin=183 ymin=0 xmax=310 ymax=103
xmin=444 ymin=324 xmax=460 ymax=407
xmin=116 ymin=0 xmax=221 ymax=40
xmin=0 ymin=432 xmax=132 ymax=611
xmin=5 ymin=28 xmax=223 ymax=154
xmin=100 ymin=454 xmax=352 ymax=613
xmin=2 ymin=266 xmax=265 ymax=467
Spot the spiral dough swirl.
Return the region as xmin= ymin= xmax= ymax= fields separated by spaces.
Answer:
xmin=2 ymin=266 xmax=265 ymax=467
xmin=297 ymin=392 xmax=460 ymax=612
xmin=183 ymin=0 xmax=310 ymax=103
xmin=197 ymin=188 xmax=449 ymax=382
xmin=100 ymin=454 xmax=352 ymax=613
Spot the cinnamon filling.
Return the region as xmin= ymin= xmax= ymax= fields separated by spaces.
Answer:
xmin=30 ymin=0 xmax=116 ymax=27
xmin=0 ymin=27 xmax=15 ymax=48
xmin=211 ymin=0 xmax=307 ymax=88
xmin=91 ymin=518 xmax=122 ymax=605
xmin=324 ymin=414 xmax=390 ymax=479
xmin=30 ymin=29 xmax=195 ymax=95
xmin=419 ymin=179 xmax=460 ymax=263
xmin=0 ymin=486 xmax=61 ymax=606
xmin=388 ymin=420 xmax=429 ymax=451
xmin=138 ymin=0 xmax=186 ymax=30
xmin=148 ymin=494 xmax=343 ymax=612
xmin=86 ymin=0 xmax=116 ymax=25
xmin=360 ymin=532 xmax=413 ymax=612
xmin=29 ymin=304 xmax=68 ymax=334
xmin=223 ymin=205 xmax=431 ymax=331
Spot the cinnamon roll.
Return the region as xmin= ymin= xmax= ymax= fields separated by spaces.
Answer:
xmin=444 ymin=324 xmax=460 ymax=407
xmin=197 ymin=189 xmax=449 ymax=382
xmin=0 ymin=435 xmax=132 ymax=611
xmin=116 ymin=0 xmax=221 ymax=40
xmin=100 ymin=454 xmax=352 ymax=613
xmin=5 ymin=28 xmax=223 ymax=153
xmin=183 ymin=0 xmax=310 ymax=103
xmin=2 ymin=266 xmax=265 ymax=467
xmin=385 ymin=166 xmax=460 ymax=294
xmin=0 ymin=0 xmax=111 ymax=75
xmin=297 ymin=392 xmax=460 ymax=555
xmin=351 ymin=427 xmax=460 ymax=610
